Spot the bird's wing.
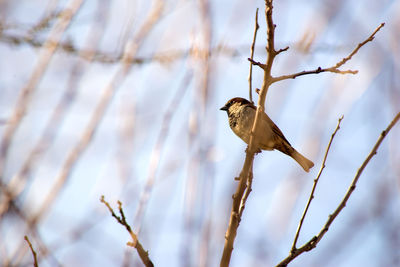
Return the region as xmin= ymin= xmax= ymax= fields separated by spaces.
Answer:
xmin=262 ymin=112 xmax=291 ymax=146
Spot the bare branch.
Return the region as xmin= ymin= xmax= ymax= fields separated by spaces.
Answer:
xmin=100 ymin=196 xmax=154 ymax=267
xmin=239 ymin=167 xmax=253 ymax=218
xmin=291 ymin=116 xmax=343 ymax=253
xmin=272 ymin=23 xmax=385 ymax=83
xmin=276 ymin=111 xmax=400 ymax=267
xmin=332 ymin=23 xmax=385 ymax=69
xmin=265 ymin=0 xmax=276 ymax=60
xmin=248 ymin=8 xmax=260 ymax=104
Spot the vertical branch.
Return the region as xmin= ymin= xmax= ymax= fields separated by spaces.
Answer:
xmin=248 ymin=8 xmax=259 ymax=104
xmin=220 ymin=1 xmax=279 ymax=266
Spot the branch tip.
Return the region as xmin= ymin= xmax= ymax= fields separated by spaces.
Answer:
xmin=276 ymin=46 xmax=289 ymax=55
xmin=273 ymin=23 xmax=383 ymax=83
xmin=25 ymin=235 xmax=39 ymax=267
xmin=248 ymin=58 xmax=266 ymax=70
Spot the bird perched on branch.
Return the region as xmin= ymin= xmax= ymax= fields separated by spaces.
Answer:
xmin=220 ymin=97 xmax=314 ymax=172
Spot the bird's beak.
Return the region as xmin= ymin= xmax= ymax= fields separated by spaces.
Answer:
xmin=220 ymin=105 xmax=228 ymax=111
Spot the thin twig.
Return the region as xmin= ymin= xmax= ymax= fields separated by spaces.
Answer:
xmin=248 ymin=58 xmax=266 ymax=70
xmin=291 ymin=115 xmax=343 ymax=252
xmin=276 ymin=111 xmax=400 ymax=267
xmin=239 ymin=167 xmax=253 ymax=218
xmin=248 ymin=8 xmax=259 ymax=104
xmin=100 ymin=196 xmax=154 ymax=267
xmin=276 ymin=46 xmax=289 ymax=55
xmin=24 ymin=236 xmax=39 ymax=267
xmin=332 ymin=23 xmax=385 ymax=69
xmin=4 ymin=201 xmax=59 ymax=267
xmin=272 ymin=23 xmax=385 ymax=83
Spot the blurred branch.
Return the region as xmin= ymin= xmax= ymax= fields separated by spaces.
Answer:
xmin=133 ymin=70 xmax=193 ymax=230
xmin=1 ymin=3 xmax=164 ymax=262
xmin=277 ymin=111 xmax=400 ymax=267
xmin=1 ymin=3 xmax=111 ymax=264
xmin=28 ymin=0 xmax=164 ymax=226
xmin=0 ymin=30 xmax=365 ymax=66
xmin=101 ymin=196 xmax=153 ymax=267
xmin=271 ymin=23 xmax=385 ymax=82
xmin=28 ymin=11 xmax=61 ymax=35
xmin=24 ymin=236 xmax=39 ymax=267
xmin=1 ymin=0 xmax=111 ymax=221
xmin=0 ymin=31 xmax=234 ymax=63
xmin=199 ymin=0 xmax=214 ymax=264
xmin=0 ymin=0 xmax=84 ymax=179
xmin=248 ymin=8 xmax=259 ymax=104
xmin=291 ymin=116 xmax=343 ymax=252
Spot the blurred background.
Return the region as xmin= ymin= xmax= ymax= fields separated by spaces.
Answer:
xmin=0 ymin=0 xmax=399 ymax=266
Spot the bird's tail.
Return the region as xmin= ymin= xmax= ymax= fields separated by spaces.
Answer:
xmin=291 ymin=150 xmax=314 ymax=172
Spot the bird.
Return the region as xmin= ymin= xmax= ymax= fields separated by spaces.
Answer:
xmin=220 ymin=97 xmax=314 ymax=172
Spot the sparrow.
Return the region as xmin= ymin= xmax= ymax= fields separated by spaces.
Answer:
xmin=220 ymin=97 xmax=314 ymax=172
